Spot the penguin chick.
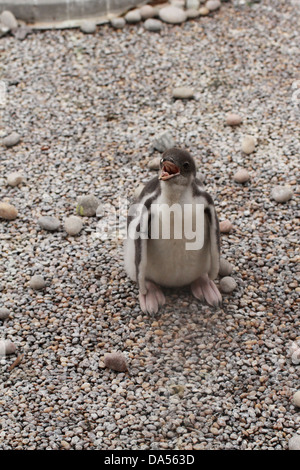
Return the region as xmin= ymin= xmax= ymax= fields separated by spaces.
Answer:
xmin=124 ymin=148 xmax=222 ymax=314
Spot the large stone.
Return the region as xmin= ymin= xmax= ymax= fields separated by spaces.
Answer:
xmin=2 ymin=132 xmax=21 ymax=148
xmin=125 ymin=9 xmax=141 ymax=23
xmin=270 ymin=185 xmax=293 ymax=203
xmin=158 ymin=6 xmax=187 ymax=24
xmin=144 ymin=18 xmax=163 ymax=32
xmin=38 ymin=215 xmax=60 ymax=231
xmin=110 ymin=17 xmax=126 ymax=29
xmin=64 ymin=216 xmax=83 ymax=236
xmin=0 ymin=10 xmax=18 ymax=31
xmin=76 ymin=194 xmax=101 ymax=216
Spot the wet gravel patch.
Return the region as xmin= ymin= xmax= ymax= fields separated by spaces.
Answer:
xmin=0 ymin=0 xmax=299 ymax=450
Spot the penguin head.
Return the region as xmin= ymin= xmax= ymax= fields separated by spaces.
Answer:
xmin=159 ymin=148 xmax=196 ymax=186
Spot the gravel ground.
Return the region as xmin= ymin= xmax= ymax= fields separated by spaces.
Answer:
xmin=0 ymin=0 xmax=299 ymax=450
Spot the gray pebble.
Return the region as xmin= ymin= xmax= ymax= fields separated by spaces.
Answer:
xmin=110 ymin=17 xmax=126 ymax=29
xmin=270 ymin=185 xmax=293 ymax=203
xmin=148 ymin=157 xmax=161 ymax=170
xmin=0 ymin=10 xmax=18 ymax=30
xmin=64 ymin=216 xmax=83 ymax=236
xmin=125 ymin=10 xmax=142 ymax=24
xmin=0 ymin=307 xmax=10 ymax=320
xmin=219 ymin=276 xmax=237 ymax=293
xmin=158 ymin=6 xmax=187 ymax=24
xmin=29 ymin=275 xmax=46 ymax=290
xmin=38 ymin=215 xmax=60 ymax=231
xmin=153 ymin=131 xmax=176 ymax=152
xmin=219 ymin=258 xmax=234 ymax=277
xmin=76 ymin=195 xmax=101 ymax=217
xmin=3 ymin=132 xmax=21 ymax=148
xmin=144 ymin=18 xmax=163 ymax=32
xmin=80 ymin=20 xmax=97 ymax=34
xmin=288 ymin=435 xmax=300 ymax=450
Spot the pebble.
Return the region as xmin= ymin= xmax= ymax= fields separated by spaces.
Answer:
xmin=0 ymin=10 xmax=18 ymax=30
xmin=0 ymin=202 xmax=18 ymax=220
xmin=80 ymin=20 xmax=97 ymax=34
xmin=172 ymin=86 xmax=194 ymax=99
xmin=219 ymin=276 xmax=237 ymax=293
xmin=12 ymin=25 xmax=32 ymax=41
xmin=186 ymin=9 xmax=201 ymax=19
xmin=233 ymin=168 xmax=250 ymax=183
xmin=29 ymin=275 xmax=46 ymax=290
xmin=0 ymin=340 xmax=16 ymax=356
xmin=186 ymin=0 xmax=200 ymax=9
xmin=7 ymin=172 xmax=25 ymax=187
xmin=103 ymin=352 xmax=128 ymax=372
xmin=292 ymin=391 xmax=300 ymax=407
xmin=199 ymin=6 xmax=210 ymax=15
xmin=219 ymin=219 xmax=233 ymax=233
xmin=158 ymin=6 xmax=187 ymax=24
xmin=144 ymin=18 xmax=163 ymax=32
xmin=241 ymin=135 xmax=256 ymax=154
xmin=2 ymin=132 xmax=21 ymax=148
xmin=206 ymin=0 xmax=221 ymax=11
xmin=0 ymin=23 xmax=9 ymax=37
xmin=110 ymin=17 xmax=126 ymax=29
xmin=125 ymin=10 xmax=142 ymax=24
xmin=153 ymin=131 xmax=176 ymax=152
xmin=219 ymin=258 xmax=233 ymax=277
xmin=289 ymin=435 xmax=300 ymax=451
xmin=226 ymin=112 xmax=243 ymax=126
xmin=148 ymin=157 xmax=161 ymax=170
xmin=38 ymin=215 xmax=60 ymax=231
xmin=0 ymin=307 xmax=10 ymax=320
xmin=139 ymin=5 xmax=156 ymax=19
xmin=76 ymin=195 xmax=101 ymax=216
xmin=64 ymin=216 xmax=83 ymax=236
xmin=270 ymin=185 xmax=293 ymax=203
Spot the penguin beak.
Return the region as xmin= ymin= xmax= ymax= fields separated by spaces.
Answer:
xmin=159 ymin=161 xmax=180 ymax=181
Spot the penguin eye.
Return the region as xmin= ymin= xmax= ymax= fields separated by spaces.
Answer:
xmin=183 ymin=162 xmax=190 ymax=170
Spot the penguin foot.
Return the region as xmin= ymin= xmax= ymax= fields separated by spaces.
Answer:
xmin=139 ymin=281 xmax=166 ymax=315
xmin=191 ymin=275 xmax=222 ymax=308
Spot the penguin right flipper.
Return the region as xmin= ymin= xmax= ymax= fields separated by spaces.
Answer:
xmin=125 ymin=177 xmax=164 ymax=313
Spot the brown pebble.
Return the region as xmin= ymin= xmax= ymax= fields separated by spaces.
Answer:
xmin=219 ymin=220 xmax=233 ymax=233
xmin=0 ymin=202 xmax=18 ymax=220
xmin=104 ymin=352 xmax=128 ymax=372
xmin=226 ymin=113 xmax=243 ymax=126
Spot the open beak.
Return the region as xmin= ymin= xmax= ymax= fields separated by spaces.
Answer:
xmin=159 ymin=160 xmax=180 ymax=181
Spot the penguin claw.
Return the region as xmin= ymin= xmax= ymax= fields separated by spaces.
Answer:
xmin=139 ymin=281 xmax=165 ymax=315
xmin=191 ymin=275 xmax=222 ymax=308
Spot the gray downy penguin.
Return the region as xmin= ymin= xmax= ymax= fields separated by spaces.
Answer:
xmin=124 ymin=148 xmax=222 ymax=314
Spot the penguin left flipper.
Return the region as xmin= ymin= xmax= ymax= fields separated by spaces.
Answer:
xmin=191 ymin=274 xmax=222 ymax=308
xmin=139 ymin=280 xmax=166 ymax=315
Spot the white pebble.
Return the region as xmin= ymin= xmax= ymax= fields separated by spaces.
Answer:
xmin=144 ymin=18 xmax=163 ymax=32
xmin=0 ymin=340 xmax=16 ymax=356
xmin=270 ymin=185 xmax=293 ymax=203
xmin=292 ymin=391 xmax=300 ymax=407
xmin=38 ymin=215 xmax=60 ymax=231
xmin=289 ymin=435 xmax=300 ymax=450
xmin=139 ymin=5 xmax=156 ymax=19
xmin=64 ymin=216 xmax=83 ymax=236
xmin=7 ymin=171 xmax=25 ymax=187
xmin=80 ymin=20 xmax=97 ymax=34
xmin=125 ymin=9 xmax=142 ymax=24
xmin=2 ymin=132 xmax=21 ymax=148
xmin=159 ymin=6 xmax=187 ymax=24
xmin=110 ymin=17 xmax=126 ymax=29
xmin=206 ymin=0 xmax=221 ymax=11
xmin=172 ymin=86 xmax=194 ymax=99
xmin=241 ymin=135 xmax=256 ymax=154
xmin=233 ymin=168 xmax=250 ymax=183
